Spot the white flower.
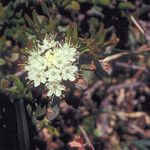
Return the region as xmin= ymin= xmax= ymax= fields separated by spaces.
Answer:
xmin=45 ymin=66 xmax=61 ymax=82
xmin=52 ymin=54 xmax=69 ymax=69
xmin=64 ymin=43 xmax=79 ymax=61
xmin=57 ymin=43 xmax=79 ymax=62
xmin=28 ymin=50 xmax=41 ymax=59
xmin=27 ymin=69 xmax=46 ymax=87
xmin=61 ymin=65 xmax=78 ymax=81
xmin=38 ymin=34 xmax=57 ymax=53
xmin=46 ymin=82 xmax=65 ymax=97
xmin=44 ymin=51 xmax=55 ymax=67
xmin=24 ymin=34 xmax=79 ymax=98
xmin=26 ymin=55 xmax=47 ymax=72
xmin=36 ymin=56 xmax=48 ymax=69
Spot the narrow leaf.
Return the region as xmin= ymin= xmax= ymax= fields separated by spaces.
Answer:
xmin=32 ymin=9 xmax=40 ymax=26
xmin=66 ymin=22 xmax=78 ymax=45
xmin=25 ymin=14 xmax=35 ymax=31
xmin=46 ymin=18 xmax=59 ymax=33
xmin=10 ymin=75 xmax=25 ymax=92
xmin=41 ymin=2 xmax=50 ymax=18
xmin=0 ymin=58 xmax=6 ymax=66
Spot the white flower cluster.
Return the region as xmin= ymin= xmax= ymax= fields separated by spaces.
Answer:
xmin=25 ymin=34 xmax=79 ymax=97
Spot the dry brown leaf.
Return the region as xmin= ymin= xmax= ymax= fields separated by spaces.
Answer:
xmin=100 ymin=52 xmax=127 ymax=63
xmin=117 ymin=112 xmax=146 ymax=119
xmin=68 ymin=141 xmax=83 ymax=148
xmin=75 ymin=78 xmax=88 ymax=90
xmin=68 ymin=135 xmax=85 ymax=150
xmin=100 ymin=61 xmax=112 ymax=75
xmin=145 ymin=116 xmax=150 ymax=125
xmin=39 ymin=128 xmax=52 ymax=141
xmin=117 ymin=88 xmax=125 ymax=105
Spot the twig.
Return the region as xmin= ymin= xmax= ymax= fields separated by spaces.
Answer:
xmin=107 ymin=81 xmax=144 ymax=93
xmin=115 ymin=62 xmax=149 ymax=73
xmin=84 ymin=80 xmax=103 ymax=100
xmin=79 ymin=125 xmax=95 ymax=150
xmin=136 ymin=45 xmax=150 ymax=52
xmin=100 ymin=52 xmax=128 ymax=63
xmin=130 ymin=15 xmax=145 ymax=35
xmin=15 ymin=70 xmax=26 ymax=77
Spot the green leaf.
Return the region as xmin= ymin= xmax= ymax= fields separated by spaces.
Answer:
xmin=32 ymin=9 xmax=40 ymax=26
xmin=82 ymin=116 xmax=95 ymax=134
xmin=46 ymin=18 xmax=59 ymax=33
xmin=61 ymin=0 xmax=72 ymax=7
xmin=82 ymin=70 xmax=97 ymax=85
xmin=93 ymin=128 xmax=103 ymax=137
xmin=24 ymin=88 xmax=33 ymax=100
xmin=89 ymin=17 xmax=100 ymax=37
xmin=119 ymin=2 xmax=135 ymax=10
xmin=54 ymin=0 xmax=63 ymax=6
xmin=89 ymin=6 xmax=104 ymax=19
xmin=81 ymin=64 xmax=98 ymax=85
xmin=35 ymin=106 xmax=46 ymax=119
xmin=0 ymin=58 xmax=6 ymax=66
xmin=26 ymin=104 xmax=32 ymax=116
xmin=66 ymin=22 xmax=78 ymax=45
xmin=78 ymin=0 xmax=89 ymax=2
xmin=93 ymin=0 xmax=111 ymax=6
xmin=25 ymin=14 xmax=35 ymax=31
xmin=0 ymin=79 xmax=9 ymax=90
xmin=96 ymin=23 xmax=106 ymax=46
xmin=66 ymin=1 xmax=80 ymax=11
xmin=6 ymin=86 xmax=21 ymax=95
xmin=0 ymin=36 xmax=7 ymax=51
xmin=10 ymin=75 xmax=25 ymax=92
xmin=39 ymin=117 xmax=60 ymax=136
xmin=47 ymin=124 xmax=60 ymax=136
xmin=41 ymin=2 xmax=50 ymax=18
xmin=38 ymin=15 xmax=45 ymax=24
xmin=0 ymin=3 xmax=5 ymax=19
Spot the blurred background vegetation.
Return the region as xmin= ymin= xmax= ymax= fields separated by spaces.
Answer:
xmin=0 ymin=0 xmax=150 ymax=150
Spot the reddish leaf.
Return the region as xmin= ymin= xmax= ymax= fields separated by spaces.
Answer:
xmin=100 ymin=61 xmax=112 ymax=75
xmin=68 ymin=135 xmax=85 ymax=150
